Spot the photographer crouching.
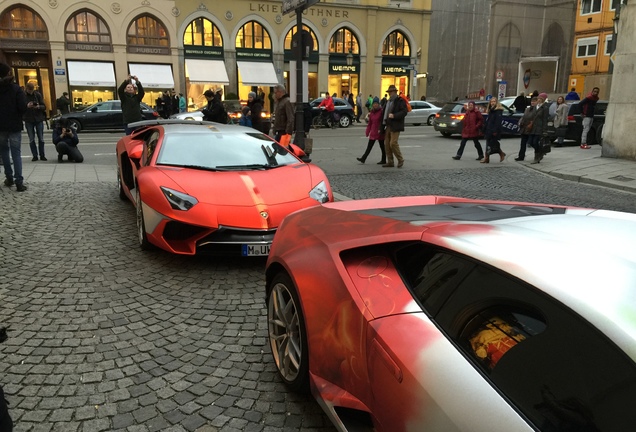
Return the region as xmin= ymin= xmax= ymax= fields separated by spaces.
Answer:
xmin=52 ymin=118 xmax=83 ymax=163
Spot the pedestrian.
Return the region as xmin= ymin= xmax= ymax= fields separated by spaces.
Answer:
xmin=513 ymin=91 xmax=527 ymax=113
xmin=238 ymin=106 xmax=252 ymax=127
xmin=357 ymin=96 xmax=386 ymax=164
xmin=381 ymin=84 xmax=407 ymax=168
xmin=0 ymin=61 xmax=28 ymax=192
xmin=452 ymin=101 xmax=484 ymax=161
xmin=380 ymin=94 xmax=388 ymax=108
xmin=553 ymin=96 xmax=569 ymax=147
xmin=23 ymin=81 xmax=47 ymax=161
xmin=246 ymin=91 xmax=264 ymax=132
xmin=118 ymin=74 xmax=145 ymax=135
xmin=178 ymin=93 xmax=186 ymax=113
xmin=356 ymin=93 xmax=363 ymax=123
xmin=155 ymin=93 xmax=166 ymax=118
xmin=579 ymin=87 xmax=599 ymax=149
xmin=201 ymin=88 xmax=227 ymax=123
xmin=366 ymin=94 xmax=373 ymax=113
xmin=481 ymin=96 xmax=506 ymax=163
xmin=565 ymin=87 xmax=580 ymax=101
xmin=515 ymin=96 xmax=538 ymax=161
xmin=161 ymin=91 xmax=172 ymax=118
xmin=527 ymin=92 xmax=550 ymax=164
xmin=56 ymin=91 xmax=71 ymax=114
xmin=420 ymin=95 xmax=427 ymax=101
xmin=272 ymin=84 xmax=294 ymax=143
xmin=347 ymin=92 xmax=355 ymax=117
xmin=52 ymin=117 xmax=83 ymax=163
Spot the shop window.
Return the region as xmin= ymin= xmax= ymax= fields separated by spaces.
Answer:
xmin=284 ymin=25 xmax=318 ymax=53
xmin=329 ymin=27 xmax=359 ymax=54
xmin=65 ymin=10 xmax=111 ymax=43
xmin=382 ymin=30 xmax=410 ymax=57
xmin=0 ymin=6 xmax=47 ymax=40
xmin=184 ymin=17 xmax=222 ymax=47
xmin=236 ymin=21 xmax=271 ymax=50
xmin=127 ymin=14 xmax=169 ymax=48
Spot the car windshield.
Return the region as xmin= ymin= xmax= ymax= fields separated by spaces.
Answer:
xmin=441 ymin=103 xmax=464 ymax=113
xmin=155 ymin=130 xmax=299 ymax=170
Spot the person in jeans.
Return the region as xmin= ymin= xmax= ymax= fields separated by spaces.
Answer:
xmin=579 ymin=87 xmax=599 ymax=149
xmin=52 ymin=118 xmax=83 ymax=163
xmin=381 ymin=85 xmax=407 ymax=168
xmin=0 ymin=62 xmax=28 ymax=192
xmin=515 ymin=97 xmax=537 ymax=161
xmin=452 ymin=101 xmax=484 ymax=161
xmin=23 ymin=81 xmax=48 ymax=161
xmin=553 ymin=96 xmax=569 ymax=147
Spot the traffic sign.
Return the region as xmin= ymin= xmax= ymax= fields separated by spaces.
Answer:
xmin=496 ymin=70 xmax=504 ymax=80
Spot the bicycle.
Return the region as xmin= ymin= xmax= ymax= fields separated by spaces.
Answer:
xmin=312 ymin=108 xmax=340 ymax=129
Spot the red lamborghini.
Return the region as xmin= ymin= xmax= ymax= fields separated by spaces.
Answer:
xmin=265 ymin=196 xmax=636 ymax=432
xmin=116 ymin=119 xmax=332 ymax=255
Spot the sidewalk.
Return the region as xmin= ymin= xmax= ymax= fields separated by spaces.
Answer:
xmin=14 ymin=144 xmax=636 ymax=194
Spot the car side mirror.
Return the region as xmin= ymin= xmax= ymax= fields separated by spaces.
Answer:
xmin=129 ymin=144 xmax=143 ymax=160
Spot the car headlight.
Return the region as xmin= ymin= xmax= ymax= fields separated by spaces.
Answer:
xmin=309 ymin=181 xmax=329 ymax=203
xmin=160 ymin=187 xmax=198 ymax=211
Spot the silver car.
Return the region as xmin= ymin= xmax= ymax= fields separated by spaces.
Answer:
xmin=405 ymin=100 xmax=442 ymax=126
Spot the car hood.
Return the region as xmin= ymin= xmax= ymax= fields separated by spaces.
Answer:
xmin=154 ymin=164 xmax=317 ymax=206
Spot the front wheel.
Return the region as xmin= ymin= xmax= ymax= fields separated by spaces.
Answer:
xmin=117 ymin=166 xmax=126 ymax=200
xmin=339 ymin=115 xmax=351 ymax=128
xmin=441 ymin=131 xmax=452 ymax=137
xmin=267 ymin=272 xmax=309 ymax=393
xmin=427 ymin=115 xmax=435 ymax=126
xmin=68 ymin=119 xmax=81 ymax=132
xmin=311 ymin=116 xmax=322 ymax=130
xmin=135 ymin=186 xmax=151 ymax=250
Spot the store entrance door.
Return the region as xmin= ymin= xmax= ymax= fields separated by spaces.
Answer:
xmin=15 ymin=66 xmax=53 ymax=119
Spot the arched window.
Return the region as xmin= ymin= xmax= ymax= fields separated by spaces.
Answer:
xmin=0 ymin=6 xmax=46 ymax=39
xmin=183 ymin=17 xmax=222 ymax=47
xmin=65 ymin=10 xmax=110 ymax=43
xmin=236 ymin=21 xmax=271 ymax=49
xmin=127 ymin=15 xmax=169 ymax=47
xmin=329 ymin=27 xmax=359 ymax=54
xmin=284 ymin=25 xmax=318 ymax=52
xmin=382 ymin=30 xmax=410 ymax=57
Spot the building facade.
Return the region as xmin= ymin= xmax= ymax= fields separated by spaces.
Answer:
xmin=0 ymin=0 xmax=432 ymax=116
xmin=426 ymin=0 xmax=576 ymax=102
xmin=568 ymin=0 xmax=620 ymax=99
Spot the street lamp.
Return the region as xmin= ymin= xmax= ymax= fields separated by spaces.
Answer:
xmin=613 ymin=12 xmax=620 ymax=34
xmin=346 ymin=49 xmax=353 ymax=66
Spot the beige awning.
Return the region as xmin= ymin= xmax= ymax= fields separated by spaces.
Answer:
xmin=237 ymin=61 xmax=279 ymax=86
xmin=185 ymin=59 xmax=229 ymax=84
xmin=128 ymin=63 xmax=174 ymax=88
xmin=67 ymin=61 xmax=116 ymax=87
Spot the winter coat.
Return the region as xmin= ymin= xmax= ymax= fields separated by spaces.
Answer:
xmin=0 ymin=76 xmax=27 ymax=133
xmin=382 ymin=95 xmax=408 ymax=132
xmin=554 ymin=103 xmax=569 ymax=128
xmin=365 ymin=107 xmax=385 ymax=141
xmin=118 ymin=79 xmax=145 ymax=124
xmin=201 ymin=95 xmax=227 ymax=124
xmin=518 ymin=106 xmax=537 ymax=135
xmin=530 ymin=102 xmax=550 ymax=135
xmin=52 ymin=126 xmax=79 ymax=147
xmin=461 ymin=108 xmax=484 ymax=138
xmin=247 ymin=98 xmax=263 ymax=131
xmin=273 ymin=94 xmax=294 ymax=135
xmin=23 ymin=90 xmax=46 ymax=123
xmin=580 ymin=92 xmax=599 ymax=118
xmin=484 ymin=104 xmax=504 ymax=137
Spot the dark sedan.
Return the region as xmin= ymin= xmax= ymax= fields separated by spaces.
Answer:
xmin=309 ymin=97 xmax=355 ymax=128
xmin=433 ymin=100 xmax=522 ymax=137
xmin=51 ymin=100 xmax=158 ymax=132
xmin=549 ymin=100 xmax=607 ymax=145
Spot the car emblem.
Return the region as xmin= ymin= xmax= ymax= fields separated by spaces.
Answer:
xmin=260 ymin=211 xmax=269 ymax=219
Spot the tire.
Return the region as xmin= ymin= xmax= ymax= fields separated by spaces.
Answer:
xmin=117 ymin=166 xmax=126 ymax=201
xmin=135 ymin=186 xmax=151 ymax=250
xmin=441 ymin=131 xmax=452 ymax=137
xmin=68 ymin=119 xmax=81 ymax=132
xmin=413 ymin=123 xmax=422 ymax=126
xmin=588 ymin=127 xmax=597 ymax=145
xmin=267 ymin=272 xmax=310 ymax=393
xmin=427 ymin=115 xmax=435 ymax=126
xmin=339 ymin=115 xmax=351 ymax=128
xmin=311 ymin=116 xmax=322 ymax=130
xmin=596 ymin=124 xmax=604 ymax=146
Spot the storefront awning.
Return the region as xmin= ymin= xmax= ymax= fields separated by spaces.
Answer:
xmin=237 ymin=61 xmax=279 ymax=86
xmin=67 ymin=61 xmax=116 ymax=87
xmin=185 ymin=59 xmax=229 ymax=85
xmin=128 ymin=63 xmax=174 ymax=88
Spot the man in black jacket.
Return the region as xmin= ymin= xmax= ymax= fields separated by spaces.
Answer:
xmin=381 ymin=85 xmax=407 ymax=168
xmin=118 ymin=75 xmax=145 ymax=135
xmin=24 ymin=82 xmax=47 ymax=161
xmin=0 ymin=62 xmax=28 ymax=192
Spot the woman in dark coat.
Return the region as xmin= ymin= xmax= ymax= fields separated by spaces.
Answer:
xmin=481 ymin=97 xmax=506 ymax=163
xmin=527 ymin=92 xmax=551 ymax=164
xmin=452 ymin=101 xmax=484 ymax=160
xmin=246 ymin=91 xmax=264 ymax=132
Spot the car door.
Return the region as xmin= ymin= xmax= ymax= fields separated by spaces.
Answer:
xmin=366 ymin=248 xmax=533 ymax=431
xmin=406 ymin=101 xmax=425 ymax=125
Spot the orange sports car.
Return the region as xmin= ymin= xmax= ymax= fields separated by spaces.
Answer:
xmin=116 ymin=119 xmax=332 ymax=255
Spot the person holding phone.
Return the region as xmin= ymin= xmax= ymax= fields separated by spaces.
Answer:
xmin=118 ymin=74 xmax=144 ymax=135
xmin=52 ymin=118 xmax=83 ymax=163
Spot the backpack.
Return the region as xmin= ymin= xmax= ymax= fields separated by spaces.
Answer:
xmin=400 ymin=94 xmax=412 ymax=112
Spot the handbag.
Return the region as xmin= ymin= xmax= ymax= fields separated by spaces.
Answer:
xmin=541 ymin=136 xmax=552 ymax=153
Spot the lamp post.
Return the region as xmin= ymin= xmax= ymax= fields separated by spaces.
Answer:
xmin=609 ymin=1 xmax=621 ymax=74
xmin=346 ymin=49 xmax=353 ymax=66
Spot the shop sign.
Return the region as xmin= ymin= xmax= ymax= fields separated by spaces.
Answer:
xmin=329 ymin=64 xmax=358 ymax=74
xmin=184 ymin=46 xmax=224 ymax=59
xmin=66 ymin=42 xmax=112 ymax=52
xmin=236 ymin=50 xmax=272 ymax=61
xmin=54 ymin=69 xmax=66 ymax=75
xmin=382 ymin=65 xmax=408 ymax=74
xmin=127 ymin=46 xmax=170 ymax=55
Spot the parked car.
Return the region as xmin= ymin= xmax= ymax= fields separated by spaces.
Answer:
xmin=405 ymin=100 xmax=442 ymax=126
xmin=309 ymin=97 xmax=355 ymax=128
xmin=116 ymin=119 xmax=332 ymax=255
xmin=433 ymin=100 xmax=522 ymax=137
xmin=50 ymin=100 xmax=158 ymax=132
xmin=548 ymin=100 xmax=608 ymax=145
xmin=170 ymin=100 xmax=272 ymax=133
xmin=265 ymin=195 xmax=636 ymax=432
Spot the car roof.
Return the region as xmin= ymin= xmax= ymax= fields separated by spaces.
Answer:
xmin=315 ymin=197 xmax=636 ymax=359
xmin=128 ymin=119 xmax=271 ymax=135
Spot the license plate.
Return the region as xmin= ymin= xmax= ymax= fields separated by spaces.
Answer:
xmin=241 ymin=244 xmax=271 ymax=256
xmin=439 ymin=123 xmax=447 ymax=127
